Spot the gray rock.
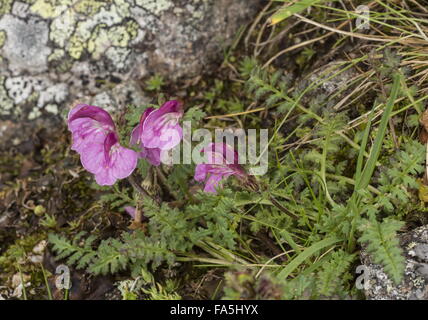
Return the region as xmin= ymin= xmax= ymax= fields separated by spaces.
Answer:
xmin=361 ymin=224 xmax=428 ymax=300
xmin=0 ymin=0 xmax=263 ymax=123
xmin=414 ymin=244 xmax=428 ymax=261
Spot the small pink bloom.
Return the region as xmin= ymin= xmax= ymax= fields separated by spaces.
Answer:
xmin=68 ymin=104 xmax=116 ymax=153
xmin=141 ymin=100 xmax=183 ymax=150
xmin=68 ymin=104 xmax=137 ymax=186
xmin=124 ymin=206 xmax=136 ymax=219
xmin=194 ymin=143 xmax=247 ymax=193
xmin=130 ymin=101 xmax=183 ymax=165
xmin=130 ymin=107 xmax=162 ymax=166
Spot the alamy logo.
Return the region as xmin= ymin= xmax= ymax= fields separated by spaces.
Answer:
xmin=355 ymin=265 xmax=370 ymax=290
xmin=158 ymin=121 xmax=269 ymax=175
xmin=55 ymin=264 xmax=72 ymax=290
xmin=355 ymin=265 xmax=424 ymax=299
xmin=355 ymin=5 xmax=370 ymax=30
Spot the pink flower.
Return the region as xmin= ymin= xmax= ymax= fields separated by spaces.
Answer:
xmin=130 ymin=107 xmax=161 ymax=166
xmin=194 ymin=143 xmax=247 ymax=193
xmin=68 ymin=104 xmax=115 ymax=153
xmin=130 ymin=100 xmax=183 ymax=165
xmin=68 ymin=104 xmax=137 ymax=186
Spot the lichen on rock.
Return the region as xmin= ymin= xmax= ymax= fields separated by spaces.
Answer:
xmin=0 ymin=14 xmax=51 ymax=74
xmin=0 ymin=0 xmax=262 ymax=122
xmin=361 ymin=225 xmax=428 ymax=300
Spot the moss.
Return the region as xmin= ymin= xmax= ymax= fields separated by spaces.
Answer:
xmin=0 ymin=234 xmax=45 ymax=274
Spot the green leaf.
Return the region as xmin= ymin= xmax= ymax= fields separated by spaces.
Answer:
xmin=277 ymin=237 xmax=341 ymax=279
xmin=358 ymin=218 xmax=405 ymax=284
xmin=270 ymin=0 xmax=331 ymax=25
xmin=356 ymin=72 xmax=401 ymax=191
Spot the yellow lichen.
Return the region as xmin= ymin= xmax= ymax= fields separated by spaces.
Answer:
xmin=48 ymin=48 xmax=65 ymax=62
xmin=87 ymin=25 xmax=110 ymax=59
xmin=67 ymin=34 xmax=85 ymax=59
xmin=125 ymin=20 xmax=139 ymax=40
xmin=74 ymin=0 xmax=106 ymax=15
xmin=0 ymin=76 xmax=15 ymax=115
xmin=50 ymin=9 xmax=77 ymax=47
xmin=109 ymin=25 xmax=131 ymax=47
xmin=113 ymin=0 xmax=130 ymax=18
xmin=0 ymin=0 xmax=13 ymax=16
xmin=30 ymin=0 xmax=63 ymax=19
xmin=0 ymin=31 xmax=6 ymax=49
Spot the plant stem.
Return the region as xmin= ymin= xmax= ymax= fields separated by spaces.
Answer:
xmin=269 ymin=195 xmax=299 ymax=220
xmin=127 ymin=174 xmax=160 ymax=205
xmin=155 ymin=167 xmax=178 ymax=200
xmin=40 ymin=263 xmax=53 ymax=300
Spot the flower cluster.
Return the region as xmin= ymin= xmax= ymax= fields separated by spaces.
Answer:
xmin=68 ymin=101 xmax=248 ymax=193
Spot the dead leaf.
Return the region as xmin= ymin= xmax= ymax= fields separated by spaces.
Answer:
xmin=420 ymin=128 xmax=428 ymax=144
xmin=418 ymin=179 xmax=428 ymax=202
xmin=421 ymin=109 xmax=428 ymax=132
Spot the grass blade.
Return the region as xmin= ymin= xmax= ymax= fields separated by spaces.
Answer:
xmin=277 ymin=237 xmax=341 ymax=279
xmin=356 ymin=72 xmax=401 ymax=190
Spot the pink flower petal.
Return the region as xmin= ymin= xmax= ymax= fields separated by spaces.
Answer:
xmin=124 ymin=206 xmax=136 ymax=219
xmin=145 ymin=148 xmax=161 ymax=166
xmin=130 ymin=125 xmax=141 ymax=146
xmin=68 ymin=104 xmax=115 ymax=132
xmin=136 ymin=147 xmax=161 ymax=166
xmin=103 ymin=132 xmax=119 ymax=162
xmin=94 ymin=169 xmax=117 ymax=186
xmin=68 ymin=104 xmax=117 ymax=159
xmin=157 ymin=123 xmax=183 ymax=150
xmin=141 ymin=100 xmax=183 ymax=150
xmin=89 ymin=139 xmax=137 ymax=186
xmin=204 ymin=174 xmax=223 ymax=193
xmin=68 ymin=104 xmax=138 ymax=186
xmin=130 ymin=107 xmax=155 ymax=146
xmin=140 ymin=107 xmax=156 ymax=125
xmin=109 ymin=145 xmax=138 ymax=179
xmin=195 ymin=142 xmax=247 ymax=193
xmin=194 ymin=164 xmax=208 ymax=182
xmin=80 ymin=142 xmax=105 ymax=174
xmin=143 ymin=121 xmax=182 ymax=150
xmin=71 ymin=129 xmax=106 ymax=153
xmin=204 ymin=142 xmax=239 ymax=165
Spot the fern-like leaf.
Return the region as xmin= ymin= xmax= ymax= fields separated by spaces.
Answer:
xmin=358 ymin=217 xmax=405 ymax=284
